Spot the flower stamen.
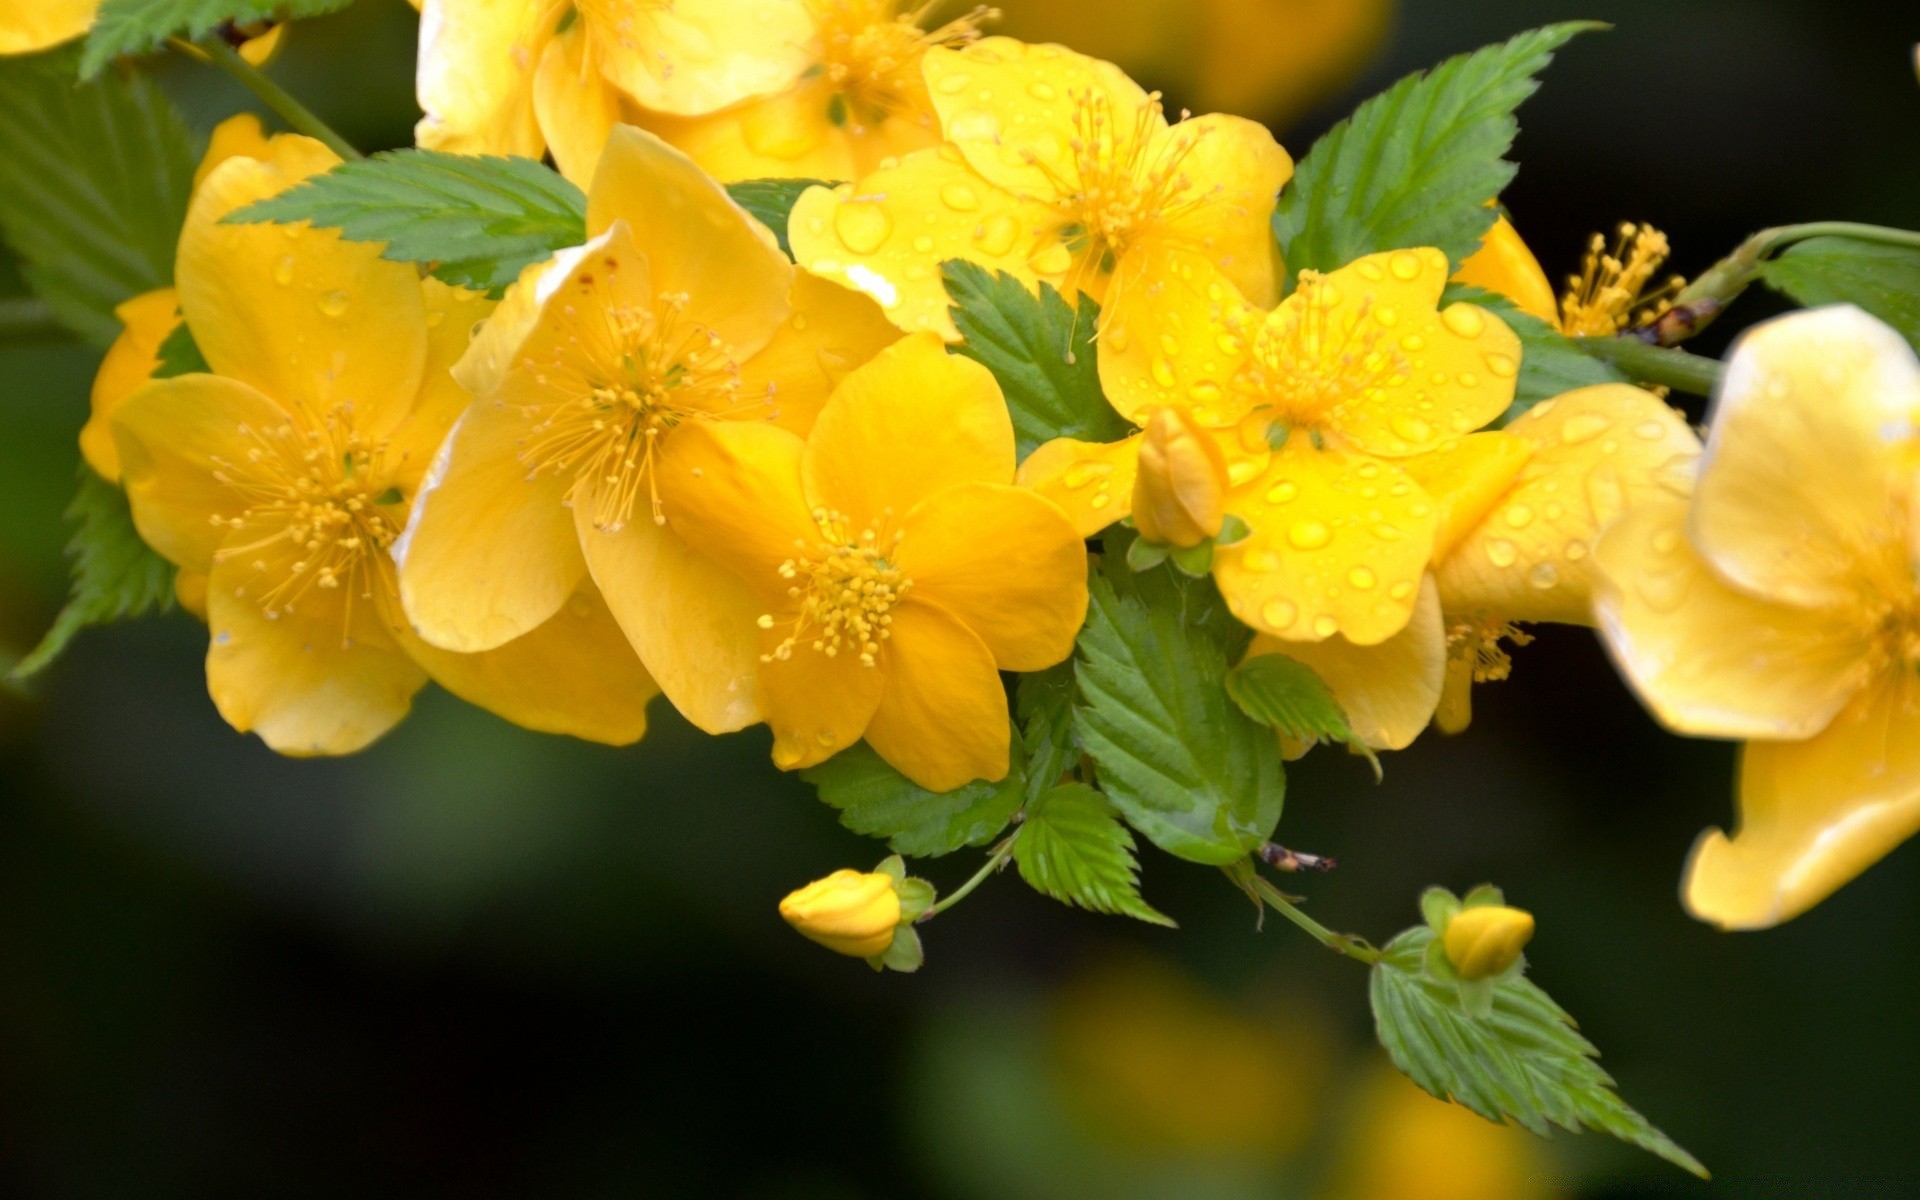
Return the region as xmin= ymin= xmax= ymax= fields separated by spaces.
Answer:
xmin=761 ymin=508 xmax=912 ymax=667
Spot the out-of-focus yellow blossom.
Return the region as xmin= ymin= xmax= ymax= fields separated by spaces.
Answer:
xmin=1329 ymin=1066 xmax=1557 ymax=1200
xmin=112 ymin=134 xmax=657 ymax=754
xmin=0 ymin=0 xmax=94 ymax=54
xmin=780 ymin=867 xmax=901 ymax=957
xmin=1444 ymin=904 xmax=1534 ymax=980
xmin=657 ymin=333 xmax=1088 ymax=789
xmin=397 ymin=126 xmax=900 ymax=736
xmin=790 ymin=37 xmax=1292 ymax=339
xmin=640 ymin=0 xmax=992 ymax=184
xmin=415 ymin=0 xmax=814 ymax=185
xmin=1452 ymin=213 xmax=1558 ymax=324
xmin=1594 ymin=305 xmax=1920 ymax=930
xmin=1132 ymin=407 xmax=1227 ymax=547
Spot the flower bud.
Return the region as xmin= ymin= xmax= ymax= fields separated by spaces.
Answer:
xmin=779 ymin=869 xmax=902 ymax=958
xmin=1443 ymin=904 xmax=1534 ymax=981
xmin=1133 ymin=408 xmax=1229 ymax=547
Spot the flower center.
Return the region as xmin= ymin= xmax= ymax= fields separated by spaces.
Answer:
xmin=516 ymin=291 xmax=753 ymax=532
xmin=759 ymin=509 xmax=911 ymax=667
xmin=1239 ymin=271 xmax=1405 ymax=436
xmin=209 ymin=414 xmax=401 ymax=632
xmin=1559 ymin=222 xmax=1686 ymax=339
xmin=1032 ymin=89 xmax=1213 ymax=276
xmin=813 ymin=0 xmax=990 ymax=129
xmin=1447 ymin=617 xmax=1534 ymax=684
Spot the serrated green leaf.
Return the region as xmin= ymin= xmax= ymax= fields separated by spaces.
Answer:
xmin=1760 ymin=236 xmax=1920 ymax=349
xmin=1072 ymin=539 xmax=1284 ymax=865
xmin=801 ymin=741 xmax=1023 ymax=858
xmin=153 ymin=319 xmax=209 ymax=378
xmin=725 ymin=178 xmax=834 ymax=259
xmin=1274 ymin=23 xmax=1601 ymax=283
xmin=944 ymin=260 xmax=1133 ymax=460
xmin=1444 ymin=284 xmax=1630 ymax=422
xmin=82 ymin=0 xmax=353 ymax=78
xmin=1016 ymin=661 xmax=1077 ymax=806
xmin=1371 ymin=926 xmax=1707 ymax=1178
xmin=225 ymin=149 xmax=587 ymax=293
xmin=1226 ymin=654 xmax=1355 ymax=744
xmin=1013 ymin=783 xmax=1174 ymax=926
xmin=11 ymin=468 xmax=177 ymax=681
xmin=0 ymin=46 xmax=196 ymax=346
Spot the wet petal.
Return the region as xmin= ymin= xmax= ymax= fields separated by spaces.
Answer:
xmin=1146 ymin=113 xmax=1293 ymax=310
xmin=1099 ymin=242 xmax=1261 ymax=426
xmin=1016 ymin=433 xmax=1141 ymax=538
xmin=638 ymin=77 xmax=856 ymax=183
xmin=585 ymin=0 xmax=813 ymax=117
xmin=740 ymin=270 xmax=902 ymax=438
xmin=760 ymin=625 xmax=886 ymax=773
xmin=1400 ymin=430 xmax=1532 ymax=561
xmin=415 ymin=0 xmax=562 ymax=159
xmin=385 ymin=279 xmax=498 ymax=495
xmin=533 ymin=19 xmax=623 ymax=188
xmin=652 ymin=417 xmax=817 ymax=602
xmin=864 ymin=599 xmax=1011 ymax=791
xmin=83 ymin=287 xmax=179 ymax=481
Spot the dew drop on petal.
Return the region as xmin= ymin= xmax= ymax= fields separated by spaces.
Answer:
xmin=1486 ymin=538 xmax=1519 ymax=567
xmin=1288 ymin=520 xmax=1332 ymax=550
xmin=973 ymin=213 xmax=1018 ymax=256
xmin=1441 ymin=306 xmax=1486 ymax=338
xmin=834 ymin=202 xmax=892 ymax=254
xmin=1263 ymin=599 xmax=1298 ymax=629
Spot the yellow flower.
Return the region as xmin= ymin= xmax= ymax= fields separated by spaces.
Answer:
xmin=1444 ymin=904 xmax=1534 ymax=980
xmin=1132 ymin=407 xmax=1227 ymax=547
xmin=789 ymin=37 xmax=1293 ymax=339
xmin=1452 ymin=212 xmax=1558 ymax=325
xmin=1593 ymin=305 xmax=1920 ymax=930
xmin=654 ymin=333 xmax=1088 ymax=789
xmin=397 ymin=126 xmax=901 ymax=737
xmin=1329 ymin=1065 xmax=1555 ymax=1200
xmin=111 ymin=134 xmax=657 ymax=754
xmin=1456 ymin=212 xmax=1684 ymax=340
xmin=780 ymin=867 xmax=902 ymax=957
xmin=415 ymin=0 xmax=815 ymax=185
xmin=639 ymin=0 xmax=992 ymax=184
xmin=0 ymin=0 xmax=94 ymax=55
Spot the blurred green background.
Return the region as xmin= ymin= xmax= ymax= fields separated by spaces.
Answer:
xmin=4 ymin=0 xmax=1920 ymax=1195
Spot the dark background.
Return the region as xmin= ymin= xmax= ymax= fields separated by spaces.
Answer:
xmin=3 ymin=1 xmax=1919 ymax=1195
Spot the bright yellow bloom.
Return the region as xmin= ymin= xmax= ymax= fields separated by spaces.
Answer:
xmin=1444 ymin=904 xmax=1534 ymax=980
xmin=780 ymin=867 xmax=901 ymax=957
xmin=1594 ymin=305 xmax=1920 ymax=930
xmin=1132 ymin=407 xmax=1227 ymax=547
xmin=790 ymin=37 xmax=1292 ymax=339
xmin=655 ymin=333 xmax=1088 ymax=789
xmin=1329 ymin=1065 xmax=1554 ymax=1200
xmin=0 ymin=0 xmax=94 ymax=54
xmin=397 ymin=126 xmax=900 ymax=736
xmin=1456 ymin=213 xmax=1684 ymax=340
xmin=1452 ymin=212 xmax=1558 ymax=324
xmin=640 ymin=0 xmax=991 ymax=183
xmin=415 ymin=0 xmax=815 ymax=185
xmin=111 ymin=134 xmax=656 ymax=755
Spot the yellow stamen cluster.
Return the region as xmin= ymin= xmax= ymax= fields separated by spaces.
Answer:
xmin=1036 ymin=89 xmax=1215 ymax=275
xmin=1558 ymin=222 xmax=1685 ymax=339
xmin=1447 ymin=617 xmax=1534 ymax=684
xmin=518 ymin=289 xmax=755 ymax=532
xmin=1241 ymin=271 xmax=1402 ymax=433
xmin=760 ymin=509 xmax=912 ymax=666
xmin=813 ymin=0 xmax=993 ymax=128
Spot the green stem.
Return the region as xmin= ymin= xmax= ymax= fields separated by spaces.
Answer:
xmin=1651 ymin=221 xmax=1920 ymax=345
xmin=182 ymin=37 xmax=363 ymax=162
xmin=1248 ymin=875 xmax=1381 ymax=965
xmin=1577 ymin=337 xmax=1724 ymax=397
xmin=0 ymin=297 xmax=67 ymax=343
xmin=917 ymin=835 xmax=1016 ymax=922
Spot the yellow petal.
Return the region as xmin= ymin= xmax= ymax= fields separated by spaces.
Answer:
xmin=1686 ymin=676 xmax=1920 ymax=930
xmin=181 ymin=151 xmax=428 ymax=440
xmin=803 ymin=334 xmax=1015 ymax=529
xmin=584 ymin=0 xmax=813 ymax=117
xmin=923 ymin=37 xmax=1153 ymax=201
xmin=404 ymin=581 xmax=659 ymax=746
xmin=414 ymin=0 xmax=564 ymax=159
xmin=111 ymin=374 xmax=286 ymax=572
xmin=1215 ymin=443 xmax=1439 ymax=646
xmin=585 ymin=125 xmax=791 ymax=357
xmin=0 ymin=0 xmax=94 ymax=54
xmin=394 ymin=400 xmax=587 ymax=653
xmin=740 ymin=270 xmax=903 ymax=438
xmin=1693 ymin=304 xmax=1920 ymax=608
xmin=533 ymin=19 xmax=622 ymax=188
xmin=1592 ymin=496 xmax=1874 ymax=740
xmin=1099 ymin=242 xmax=1261 ymax=426
xmin=864 ymin=599 xmax=1011 ymax=791
xmin=760 ymin=624 xmax=887 ymax=772
xmin=1452 ymin=213 xmax=1559 ymax=325
xmin=452 ymin=256 xmax=555 ymax=399
xmin=1400 ymin=430 xmax=1532 ymax=561
xmin=638 ymin=77 xmax=856 ymax=183
xmin=652 ymin=417 xmax=818 ymax=600
xmin=788 ymin=147 xmax=1073 ymax=342
xmin=1437 ymin=384 xmax=1703 ymax=626
xmin=1246 ymin=576 xmax=1445 ymax=751
xmin=205 ymin=548 xmax=425 ymax=756
xmin=1016 ymin=434 xmax=1141 ymax=538
xmin=193 ymin=113 xmax=275 ymax=191
xmin=384 ymin=278 xmax=498 ymax=495
xmin=894 ymin=481 xmax=1088 ymax=671
xmin=175 ymin=569 xmax=209 ymax=620
xmin=1145 ymin=112 xmax=1293 ymax=310
xmin=83 ymin=287 xmax=179 ymax=481
xmin=573 ymin=509 xmax=766 ymax=734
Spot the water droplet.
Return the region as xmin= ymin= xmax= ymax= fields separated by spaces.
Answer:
xmin=1263 ymin=599 xmax=1298 ymax=629
xmin=1651 ymin=528 xmax=1681 ymax=555
xmin=317 ymin=290 xmax=349 ymax=317
xmin=1027 ymin=81 xmax=1057 ymax=101
xmin=1388 ymin=580 xmax=1415 ymax=601
xmin=935 ymin=72 xmax=971 ymax=95
xmin=1441 ymin=306 xmax=1485 ymax=338
xmin=1313 ymin=614 xmax=1340 ymax=637
xmin=1401 ymin=334 xmax=1426 ymax=353
xmin=1372 ymin=522 xmax=1402 ymax=541
xmin=1266 ymin=480 xmax=1299 ymax=504
xmin=1560 ymin=413 xmax=1612 ymax=444
xmin=1374 ymin=306 xmax=1398 ymax=327
xmin=1090 ymin=492 xmax=1111 ymax=509
xmin=273 ymin=256 xmax=295 ymax=286
xmin=1288 ymin=520 xmax=1331 ymax=550
xmin=1106 ymin=326 xmax=1130 ymax=353
xmin=1227 ymin=460 xmax=1259 ymax=486
xmin=1348 ymin=566 xmax=1377 ymax=590
xmin=912 ymin=235 xmax=935 ymax=253
xmin=1486 ymin=538 xmax=1519 ymax=567
xmin=1356 ymin=261 xmax=1385 ymax=282
xmin=1458 ymin=372 xmax=1479 ymax=388
xmin=1389 ymin=252 xmax=1423 ymax=280
xmin=834 ymin=201 xmax=892 ymax=254
xmin=1029 ymin=241 xmax=1073 ymax=275
xmin=1529 ymin=561 xmax=1559 ymax=589
xmin=939 ymin=183 xmax=980 ymax=212
xmin=1158 ymin=333 xmax=1181 ymax=356
xmin=1634 ymin=419 xmax=1668 ymax=441
xmin=1391 ymin=414 xmax=1434 ymax=444
xmin=973 ymin=213 xmax=1018 ymax=256
xmin=1565 ymin=540 xmax=1587 ymax=561
xmin=1151 ymin=356 xmax=1177 ymax=387
xmin=1635 ymin=568 xmax=1689 ymax=613
xmin=1503 ymin=503 xmax=1535 ymax=530
xmin=1484 ymin=352 xmax=1518 ymax=378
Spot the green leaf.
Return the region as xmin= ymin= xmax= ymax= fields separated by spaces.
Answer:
xmin=1760 ymin=236 xmax=1920 ymax=349
xmin=225 ymin=149 xmax=587 ymax=293
xmin=11 ymin=468 xmax=177 ymax=681
xmin=1445 ymin=284 xmax=1630 ymax=422
xmin=1072 ymin=541 xmax=1284 ymax=865
xmin=802 ymin=741 xmax=1023 ymax=858
xmin=0 ymin=46 xmax=196 ymax=346
xmin=1371 ymin=925 xmax=1707 ymax=1178
xmin=1013 ymin=783 xmax=1174 ymax=926
xmin=1273 ymin=22 xmax=1601 ymax=282
xmin=82 ymin=0 xmax=353 ymax=78
xmin=725 ymin=178 xmax=834 ymax=259
xmin=1226 ymin=654 xmax=1355 ymax=745
xmin=1016 ymin=662 xmax=1078 ymax=806
xmin=153 ymin=320 xmax=209 ymax=378
xmin=944 ymin=260 xmax=1133 ymax=460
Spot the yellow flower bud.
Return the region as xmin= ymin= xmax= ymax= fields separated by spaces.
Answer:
xmin=1443 ymin=905 xmax=1535 ymax=981
xmin=779 ymin=869 xmax=902 ymax=958
xmin=1132 ymin=408 xmax=1229 ymax=548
